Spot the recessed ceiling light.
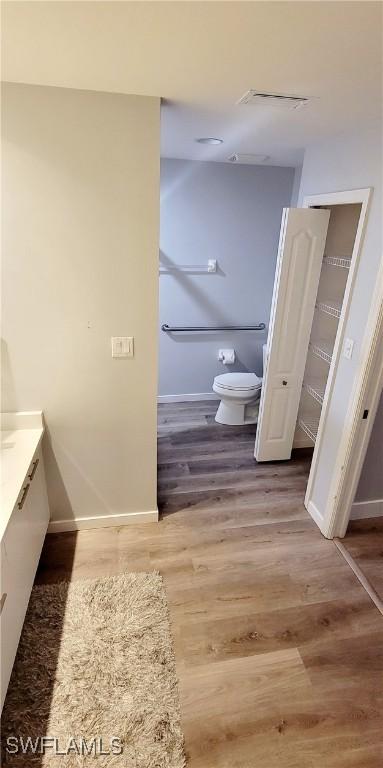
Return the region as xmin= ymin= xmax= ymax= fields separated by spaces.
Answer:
xmin=196 ymin=137 xmax=223 ymax=145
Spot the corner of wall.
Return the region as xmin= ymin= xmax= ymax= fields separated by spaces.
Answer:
xmin=290 ymin=164 xmax=303 ymax=207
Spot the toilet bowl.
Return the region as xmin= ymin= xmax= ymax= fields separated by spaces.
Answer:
xmin=213 ymin=372 xmax=262 ymax=425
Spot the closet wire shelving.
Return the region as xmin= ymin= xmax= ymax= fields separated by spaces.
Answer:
xmin=315 ymin=253 xmax=351 ymax=319
xmin=303 ymin=379 xmax=327 ymax=406
xmin=297 ymin=252 xmax=353 ymax=445
xmin=315 ymin=300 xmax=342 ymax=319
xmin=298 ymin=414 xmax=321 ymax=444
xmin=309 ymin=340 xmax=333 ymax=365
xmin=323 ymin=255 xmax=352 ymax=269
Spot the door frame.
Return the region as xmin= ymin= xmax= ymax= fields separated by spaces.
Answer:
xmin=302 ymin=187 xmax=380 ymax=537
xmin=327 ymin=277 xmax=383 ymax=537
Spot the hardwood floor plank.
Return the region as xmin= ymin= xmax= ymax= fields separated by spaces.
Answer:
xmin=179 ymin=647 xmax=310 ymax=716
xmin=158 ymin=472 xmax=308 ymax=497
xmin=299 ymin=630 xmax=383 ymax=689
xmin=176 ymin=596 xmax=381 ymax=668
xmin=158 ymin=486 xmax=310 ymax=518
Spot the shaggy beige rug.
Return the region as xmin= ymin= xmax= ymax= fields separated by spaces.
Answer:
xmin=1 ymin=573 xmax=186 ymax=767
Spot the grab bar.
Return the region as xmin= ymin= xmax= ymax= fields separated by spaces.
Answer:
xmin=161 ymin=323 xmax=266 ymax=332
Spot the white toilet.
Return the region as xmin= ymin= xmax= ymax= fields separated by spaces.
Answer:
xmin=213 ymin=372 xmax=262 ymax=425
xmin=212 ymin=345 xmax=266 ymax=426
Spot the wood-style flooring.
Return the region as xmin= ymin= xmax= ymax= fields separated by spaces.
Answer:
xmin=157 ymin=400 xmax=313 ymax=520
xmin=343 ymin=517 xmax=383 ymax=601
xmin=35 ymin=402 xmax=383 ymax=767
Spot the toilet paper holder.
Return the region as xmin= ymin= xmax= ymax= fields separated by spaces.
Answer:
xmin=218 ymin=349 xmax=236 ymax=365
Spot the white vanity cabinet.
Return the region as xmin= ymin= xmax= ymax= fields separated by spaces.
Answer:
xmin=1 ymin=412 xmax=50 ymax=711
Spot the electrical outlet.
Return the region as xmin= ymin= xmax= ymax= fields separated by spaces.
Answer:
xmin=343 ymin=338 xmax=354 ymax=360
xmin=111 ymin=337 xmax=134 ymax=358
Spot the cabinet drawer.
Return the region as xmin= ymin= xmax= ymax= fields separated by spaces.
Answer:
xmin=3 ymin=446 xmax=49 ymax=584
xmin=1 ymin=446 xmax=49 ymax=710
xmin=1 ymin=543 xmax=28 ymax=709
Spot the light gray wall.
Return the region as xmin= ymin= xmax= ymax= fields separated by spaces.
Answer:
xmin=2 ymin=83 xmax=160 ymax=523
xmin=297 ymin=124 xmax=382 ymax=512
xmin=355 ymin=392 xmax=383 ymax=502
xmin=159 ymin=159 xmax=295 ymax=396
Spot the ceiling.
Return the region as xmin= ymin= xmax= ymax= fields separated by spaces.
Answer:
xmin=2 ymin=1 xmax=382 ymax=167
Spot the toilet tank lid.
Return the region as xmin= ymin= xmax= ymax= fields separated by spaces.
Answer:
xmin=214 ymin=372 xmax=262 ymax=391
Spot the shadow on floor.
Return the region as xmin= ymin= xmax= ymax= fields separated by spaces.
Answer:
xmin=1 ymin=533 xmax=77 ymax=767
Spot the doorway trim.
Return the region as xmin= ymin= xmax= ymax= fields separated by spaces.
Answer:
xmin=301 ymin=187 xmax=377 ymax=537
xmin=326 ymin=265 xmax=383 ymax=537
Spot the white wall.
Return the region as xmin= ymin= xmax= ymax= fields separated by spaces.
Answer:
xmin=1 ymin=83 xmax=160 ymax=524
xmin=159 ymin=159 xmax=294 ymax=396
xmin=355 ymin=393 xmax=383 ymax=502
xmin=297 ymin=124 xmax=382 ymax=516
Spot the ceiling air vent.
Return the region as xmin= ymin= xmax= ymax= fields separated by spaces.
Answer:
xmin=237 ymin=91 xmax=308 ymax=110
xmin=228 ymin=153 xmax=270 ymax=164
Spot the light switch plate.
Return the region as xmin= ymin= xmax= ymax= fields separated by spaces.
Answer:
xmin=343 ymin=337 xmax=354 ymax=360
xmin=111 ymin=336 xmax=134 ymax=358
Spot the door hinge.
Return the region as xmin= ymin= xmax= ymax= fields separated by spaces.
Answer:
xmin=362 ymin=409 xmax=369 ymax=420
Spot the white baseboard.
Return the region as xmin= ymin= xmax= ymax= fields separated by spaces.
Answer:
xmin=158 ymin=392 xmax=219 ymax=403
xmin=350 ymin=499 xmax=383 ymax=520
xmin=48 ymin=509 xmax=159 ymax=533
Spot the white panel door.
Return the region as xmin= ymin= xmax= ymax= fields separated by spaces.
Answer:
xmin=255 ymin=207 xmax=330 ymax=462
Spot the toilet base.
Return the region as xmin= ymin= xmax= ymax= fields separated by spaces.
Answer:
xmin=215 ymin=400 xmax=259 ymax=426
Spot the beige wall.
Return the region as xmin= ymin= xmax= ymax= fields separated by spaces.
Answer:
xmin=1 ymin=83 xmax=160 ymax=523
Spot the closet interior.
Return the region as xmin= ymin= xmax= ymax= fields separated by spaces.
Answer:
xmin=294 ymin=203 xmax=362 ymax=448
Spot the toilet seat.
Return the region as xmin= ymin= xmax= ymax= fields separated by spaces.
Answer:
xmin=214 ymin=372 xmax=262 ymax=393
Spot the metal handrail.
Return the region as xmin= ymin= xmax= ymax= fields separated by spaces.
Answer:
xmin=161 ymin=323 xmax=266 ymax=332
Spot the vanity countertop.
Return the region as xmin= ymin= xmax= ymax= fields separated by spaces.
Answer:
xmin=1 ymin=411 xmax=44 ymax=541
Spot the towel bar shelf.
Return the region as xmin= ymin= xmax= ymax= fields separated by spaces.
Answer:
xmin=160 ymin=259 xmax=217 ymax=274
xmin=161 ymin=323 xmax=266 ymax=333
